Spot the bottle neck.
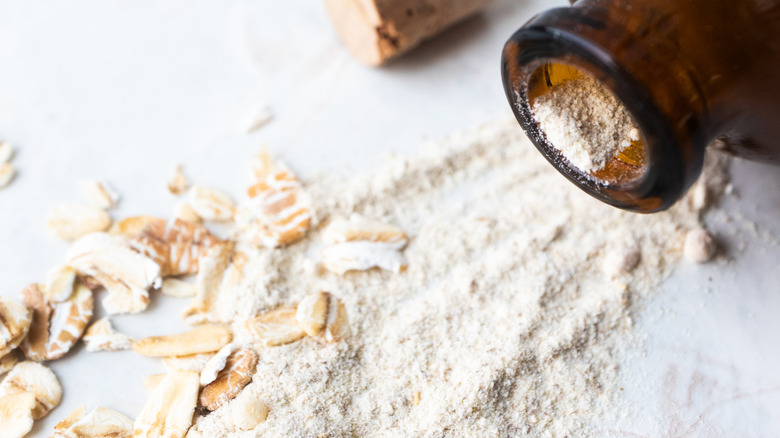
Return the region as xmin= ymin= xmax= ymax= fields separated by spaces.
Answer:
xmin=502 ymin=0 xmax=780 ymax=212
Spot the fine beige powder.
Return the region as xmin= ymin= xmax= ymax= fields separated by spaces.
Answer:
xmin=191 ymin=118 xmax=727 ymax=437
xmin=532 ymin=75 xmax=640 ymax=173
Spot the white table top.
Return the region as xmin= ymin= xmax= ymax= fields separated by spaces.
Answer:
xmin=0 ymin=1 xmax=778 ymax=436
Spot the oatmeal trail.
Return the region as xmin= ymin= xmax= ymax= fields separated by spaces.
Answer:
xmin=0 ymin=118 xmax=728 ymax=437
xmin=192 ymin=118 xmax=725 ymax=436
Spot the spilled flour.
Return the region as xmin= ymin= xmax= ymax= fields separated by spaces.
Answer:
xmin=193 ymin=118 xmax=727 ymax=437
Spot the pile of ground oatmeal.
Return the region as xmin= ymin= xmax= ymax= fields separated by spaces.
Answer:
xmin=190 ymin=118 xmax=727 ymax=437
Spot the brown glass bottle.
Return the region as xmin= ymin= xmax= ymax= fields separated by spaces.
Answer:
xmin=502 ymin=0 xmax=780 ymax=213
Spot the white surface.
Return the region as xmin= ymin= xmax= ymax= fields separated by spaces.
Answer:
xmin=0 ymin=1 xmax=778 ymax=436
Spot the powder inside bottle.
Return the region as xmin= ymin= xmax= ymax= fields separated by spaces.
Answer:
xmin=532 ymin=74 xmax=640 ymax=173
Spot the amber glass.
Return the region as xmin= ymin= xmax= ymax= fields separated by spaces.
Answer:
xmin=502 ymin=0 xmax=780 ymax=213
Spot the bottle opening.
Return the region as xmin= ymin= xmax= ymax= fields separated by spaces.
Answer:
xmin=527 ymin=62 xmax=648 ymax=187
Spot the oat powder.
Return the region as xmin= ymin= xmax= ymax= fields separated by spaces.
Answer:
xmin=532 ymin=74 xmax=640 ymax=173
xmin=192 ymin=118 xmax=726 ymax=437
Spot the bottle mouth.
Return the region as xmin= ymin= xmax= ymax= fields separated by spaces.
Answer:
xmin=526 ymin=62 xmax=649 ymax=189
xmin=501 ymin=8 xmax=698 ymax=213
